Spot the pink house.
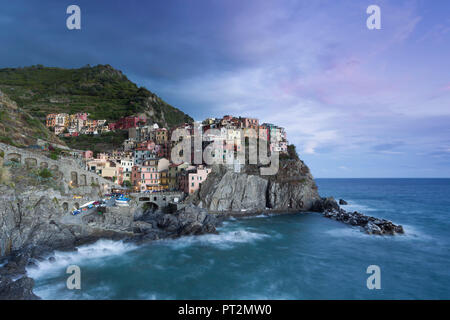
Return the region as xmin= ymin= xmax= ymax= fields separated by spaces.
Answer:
xmin=82 ymin=150 xmax=93 ymax=159
xmin=180 ymin=165 xmax=211 ymax=194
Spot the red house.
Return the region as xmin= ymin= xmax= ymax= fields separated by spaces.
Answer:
xmin=109 ymin=116 xmax=146 ymax=131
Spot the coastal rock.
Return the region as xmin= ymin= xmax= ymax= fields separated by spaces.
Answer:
xmin=364 ymin=222 xmax=382 ymax=235
xmin=188 ymin=159 xmax=321 ymax=212
xmin=0 ymin=275 xmax=40 ymax=300
xmin=339 ymin=199 xmax=348 ymax=205
xmin=313 ymin=198 xmax=404 ymax=236
xmin=157 ymin=205 xmax=218 ymax=236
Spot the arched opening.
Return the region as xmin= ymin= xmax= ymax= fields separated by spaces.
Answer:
xmin=143 ymin=202 xmax=159 ymax=212
xmin=62 ymin=202 xmax=69 ymax=212
xmin=40 ymin=162 xmax=48 ymax=169
xmin=91 ymin=177 xmax=94 ymax=184
xmin=79 ymin=174 xmax=87 ymax=186
xmin=50 ymin=164 xmax=59 ymax=172
xmin=139 ymin=197 xmax=150 ymax=202
xmin=74 ymin=202 xmax=80 ymax=209
xmin=24 ymin=158 xmax=37 ymax=168
xmin=70 ymin=171 xmax=78 ymax=186
xmin=6 ymin=153 xmax=21 ymax=163
xmin=55 ymin=171 xmax=63 ymax=180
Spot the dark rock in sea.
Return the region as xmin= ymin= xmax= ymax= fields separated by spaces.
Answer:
xmin=154 ymin=204 xmax=218 ymax=236
xmin=0 ymin=275 xmax=40 ymax=300
xmin=314 ymin=197 xmax=404 ymax=235
xmin=339 ymin=199 xmax=348 ymax=205
xmin=48 ymin=256 xmax=56 ymax=263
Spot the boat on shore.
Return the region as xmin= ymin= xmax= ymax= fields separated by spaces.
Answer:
xmin=115 ymin=195 xmax=130 ymax=207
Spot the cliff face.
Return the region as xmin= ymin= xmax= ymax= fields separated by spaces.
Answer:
xmin=0 ymin=185 xmax=102 ymax=257
xmin=188 ymin=158 xmax=321 ymax=212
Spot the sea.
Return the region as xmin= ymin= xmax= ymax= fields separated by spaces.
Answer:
xmin=28 ymin=178 xmax=450 ymax=299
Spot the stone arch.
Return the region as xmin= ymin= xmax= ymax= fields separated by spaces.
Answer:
xmin=40 ymin=162 xmax=48 ymax=169
xmin=6 ymin=153 xmax=21 ymax=163
xmin=49 ymin=164 xmax=59 ymax=172
xmin=144 ymin=202 xmax=159 ymax=211
xmin=62 ymin=202 xmax=69 ymax=212
xmin=70 ymin=171 xmax=78 ymax=186
xmin=74 ymin=202 xmax=80 ymax=209
xmin=24 ymin=157 xmax=37 ymax=168
xmin=79 ymin=174 xmax=87 ymax=186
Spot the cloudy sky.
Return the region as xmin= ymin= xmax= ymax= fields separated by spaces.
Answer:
xmin=1 ymin=0 xmax=449 ymax=177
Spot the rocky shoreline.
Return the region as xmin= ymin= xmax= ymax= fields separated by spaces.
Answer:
xmin=0 ymin=203 xmax=221 ymax=300
xmin=0 ymin=197 xmax=405 ymax=300
xmin=0 ymin=157 xmax=405 ymax=300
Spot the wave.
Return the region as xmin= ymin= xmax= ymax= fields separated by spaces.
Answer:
xmin=34 ymin=282 xmax=114 ymax=300
xmin=26 ymin=239 xmax=137 ymax=280
xmin=340 ymin=200 xmax=376 ymax=213
xmin=241 ymin=214 xmax=270 ymax=219
xmin=160 ymin=229 xmax=270 ymax=250
xmin=324 ymin=223 xmax=433 ymax=242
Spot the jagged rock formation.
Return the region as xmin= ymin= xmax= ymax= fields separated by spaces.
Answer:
xmin=0 ymin=275 xmax=39 ymax=300
xmin=188 ymin=159 xmax=321 ymax=212
xmin=312 ymin=197 xmax=404 ymax=235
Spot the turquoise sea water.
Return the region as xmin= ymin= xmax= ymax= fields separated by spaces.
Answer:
xmin=29 ymin=179 xmax=450 ymax=299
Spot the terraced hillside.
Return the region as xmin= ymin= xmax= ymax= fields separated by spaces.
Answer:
xmin=0 ymin=90 xmax=65 ymax=147
xmin=0 ymin=64 xmax=193 ymax=150
xmin=0 ymin=64 xmax=193 ymax=127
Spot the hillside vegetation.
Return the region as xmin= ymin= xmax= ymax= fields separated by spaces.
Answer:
xmin=0 ymin=90 xmax=65 ymax=147
xmin=0 ymin=64 xmax=193 ymax=127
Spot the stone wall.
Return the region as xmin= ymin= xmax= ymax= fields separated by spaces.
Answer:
xmin=0 ymin=143 xmax=118 ymax=192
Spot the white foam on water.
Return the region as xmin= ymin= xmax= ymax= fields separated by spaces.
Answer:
xmin=325 ymin=226 xmax=370 ymax=239
xmin=161 ymin=229 xmax=270 ymax=250
xmin=392 ymin=224 xmax=434 ymax=242
xmin=241 ymin=214 xmax=270 ymax=219
xmin=26 ymin=239 xmax=137 ymax=280
xmin=34 ymin=282 xmax=114 ymax=300
xmin=341 ymin=200 xmax=376 ymax=213
xmin=324 ymin=223 xmax=432 ymax=242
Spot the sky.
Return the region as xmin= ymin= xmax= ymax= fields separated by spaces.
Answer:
xmin=0 ymin=0 xmax=449 ymax=177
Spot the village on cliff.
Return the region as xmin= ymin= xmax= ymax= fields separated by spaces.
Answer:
xmin=44 ymin=113 xmax=289 ymax=195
